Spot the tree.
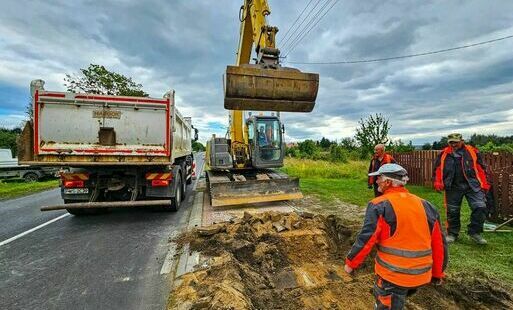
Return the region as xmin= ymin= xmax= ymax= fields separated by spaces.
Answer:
xmin=329 ymin=144 xmax=348 ymax=163
xmin=431 ymin=137 xmax=448 ymax=150
xmin=192 ymin=141 xmax=205 ymax=152
xmin=0 ymin=127 xmax=21 ymax=156
xmin=388 ymin=139 xmax=415 ymax=153
xmin=422 ymin=143 xmax=432 ymax=150
xmin=354 ymin=113 xmax=390 ymax=156
xmin=64 ymin=64 xmax=148 ymax=97
xmin=319 ymin=137 xmax=334 ymax=149
xmin=297 ymin=139 xmax=319 ymax=157
xmin=340 ymin=137 xmax=357 ymax=150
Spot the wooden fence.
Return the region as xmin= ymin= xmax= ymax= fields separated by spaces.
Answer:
xmin=392 ymin=151 xmax=513 ymax=221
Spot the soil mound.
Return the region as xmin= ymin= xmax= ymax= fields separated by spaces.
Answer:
xmin=169 ymin=211 xmax=513 ymax=310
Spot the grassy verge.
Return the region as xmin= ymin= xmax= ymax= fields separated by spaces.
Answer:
xmin=0 ymin=179 xmax=59 ymax=200
xmin=284 ymin=158 xmax=513 ymax=286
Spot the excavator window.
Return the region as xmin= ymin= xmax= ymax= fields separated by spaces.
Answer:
xmin=256 ymin=119 xmax=281 ymax=161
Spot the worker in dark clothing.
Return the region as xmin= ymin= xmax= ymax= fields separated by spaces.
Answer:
xmin=368 ymin=144 xmax=396 ymax=197
xmin=433 ymin=133 xmax=490 ymax=245
xmin=345 ymin=163 xmax=448 ymax=310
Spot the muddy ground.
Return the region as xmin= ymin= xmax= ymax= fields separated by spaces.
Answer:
xmin=168 ymin=208 xmax=513 ymax=310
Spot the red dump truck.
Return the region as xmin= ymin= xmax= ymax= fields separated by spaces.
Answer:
xmin=18 ymin=80 xmax=198 ymax=215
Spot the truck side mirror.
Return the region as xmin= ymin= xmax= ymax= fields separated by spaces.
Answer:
xmin=194 ymin=128 xmax=199 ymax=142
xmin=281 ymin=124 xmax=285 ymax=134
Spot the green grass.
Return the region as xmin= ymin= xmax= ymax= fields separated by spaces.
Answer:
xmin=0 ymin=179 xmax=59 ymax=200
xmin=285 ymin=158 xmax=513 ymax=286
xmin=281 ymin=158 xmax=368 ymax=179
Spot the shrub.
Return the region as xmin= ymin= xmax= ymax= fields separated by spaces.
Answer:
xmin=329 ymin=145 xmax=348 ymax=163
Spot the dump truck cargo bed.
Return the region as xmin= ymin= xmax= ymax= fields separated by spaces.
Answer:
xmin=19 ymin=87 xmax=192 ymax=166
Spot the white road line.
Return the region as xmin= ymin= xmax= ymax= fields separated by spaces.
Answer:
xmin=0 ymin=213 xmax=70 ymax=247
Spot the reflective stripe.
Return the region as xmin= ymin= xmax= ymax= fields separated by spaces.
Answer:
xmin=377 ymin=245 xmax=432 ymax=258
xmin=376 ymin=255 xmax=431 ymax=275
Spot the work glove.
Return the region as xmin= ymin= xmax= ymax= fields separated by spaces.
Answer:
xmin=431 ymin=277 xmax=443 ymax=286
xmin=368 ymin=185 xmax=373 ymax=189
xmin=434 ymin=182 xmax=444 ymax=192
xmin=343 ymin=264 xmax=354 ymax=275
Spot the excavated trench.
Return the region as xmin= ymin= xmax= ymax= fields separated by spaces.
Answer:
xmin=168 ymin=212 xmax=513 ymax=310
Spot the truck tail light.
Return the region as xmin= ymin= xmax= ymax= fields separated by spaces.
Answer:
xmin=151 ymin=179 xmax=169 ymax=187
xmin=64 ymin=180 xmax=84 ymax=188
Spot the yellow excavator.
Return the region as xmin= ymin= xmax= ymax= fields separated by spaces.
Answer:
xmin=206 ymin=0 xmax=319 ymax=207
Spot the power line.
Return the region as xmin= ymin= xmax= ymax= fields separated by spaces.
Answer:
xmin=283 ymin=0 xmax=339 ymax=58
xmin=283 ymin=0 xmax=334 ymax=55
xmin=285 ymin=34 xmax=513 ymax=64
xmin=279 ymin=0 xmax=315 ymax=45
xmin=280 ymin=0 xmax=322 ymax=50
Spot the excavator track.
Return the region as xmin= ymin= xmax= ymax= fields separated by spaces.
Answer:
xmin=206 ymin=169 xmax=302 ymax=207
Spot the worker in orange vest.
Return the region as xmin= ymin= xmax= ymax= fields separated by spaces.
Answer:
xmin=433 ymin=133 xmax=490 ymax=245
xmin=345 ymin=163 xmax=447 ymax=310
xmin=368 ymin=144 xmax=396 ymax=197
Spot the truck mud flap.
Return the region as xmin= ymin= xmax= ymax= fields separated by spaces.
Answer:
xmin=207 ymin=170 xmax=303 ymax=207
xmin=224 ymin=65 xmax=319 ymax=112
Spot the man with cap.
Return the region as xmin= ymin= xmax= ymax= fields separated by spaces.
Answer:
xmin=368 ymin=144 xmax=396 ymax=197
xmin=433 ymin=133 xmax=490 ymax=245
xmin=345 ymin=163 xmax=447 ymax=310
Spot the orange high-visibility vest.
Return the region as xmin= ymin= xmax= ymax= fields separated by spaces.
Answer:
xmin=368 ymin=153 xmax=395 ymax=185
xmin=374 ymin=191 xmax=433 ymax=288
xmin=436 ymin=145 xmax=489 ymax=190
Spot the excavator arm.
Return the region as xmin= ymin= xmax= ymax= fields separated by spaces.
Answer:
xmin=227 ymin=0 xmax=319 ymax=164
xmin=206 ymin=0 xmax=318 ymax=207
xmin=225 ymin=0 xmax=319 ymax=113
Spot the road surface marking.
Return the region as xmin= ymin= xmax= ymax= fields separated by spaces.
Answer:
xmin=0 ymin=213 xmax=70 ymax=247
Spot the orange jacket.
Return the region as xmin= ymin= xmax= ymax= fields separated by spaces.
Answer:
xmin=346 ymin=187 xmax=447 ymax=287
xmin=433 ymin=145 xmax=490 ymax=192
xmin=368 ymin=153 xmax=395 ymax=186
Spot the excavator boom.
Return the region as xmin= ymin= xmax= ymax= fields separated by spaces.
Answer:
xmin=223 ymin=0 xmax=319 ymax=112
xmin=207 ymin=0 xmax=318 ymax=207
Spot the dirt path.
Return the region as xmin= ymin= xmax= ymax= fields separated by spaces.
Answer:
xmin=168 ymin=206 xmax=513 ymax=309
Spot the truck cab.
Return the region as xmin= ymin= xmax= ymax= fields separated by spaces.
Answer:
xmin=246 ymin=115 xmax=284 ymax=169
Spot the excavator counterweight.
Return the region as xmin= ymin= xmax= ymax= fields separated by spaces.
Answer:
xmin=224 ymin=65 xmax=319 ymax=112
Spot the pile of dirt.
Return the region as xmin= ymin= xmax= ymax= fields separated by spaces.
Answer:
xmin=169 ymin=211 xmax=513 ymax=310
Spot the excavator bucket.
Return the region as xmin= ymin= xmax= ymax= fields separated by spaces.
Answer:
xmin=224 ymin=65 xmax=319 ymax=112
xmin=206 ymin=170 xmax=302 ymax=207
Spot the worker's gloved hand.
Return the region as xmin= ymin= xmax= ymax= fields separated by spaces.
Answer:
xmin=368 ymin=185 xmax=373 ymax=189
xmin=343 ymin=264 xmax=354 ymax=275
xmin=431 ymin=277 xmax=443 ymax=286
xmin=434 ymin=182 xmax=444 ymax=192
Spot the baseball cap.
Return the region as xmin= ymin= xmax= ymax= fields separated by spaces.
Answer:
xmin=447 ymin=133 xmax=463 ymax=143
xmin=368 ymin=163 xmax=408 ymax=180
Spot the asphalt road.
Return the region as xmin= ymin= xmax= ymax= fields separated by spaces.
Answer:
xmin=0 ymin=152 xmax=205 ymax=310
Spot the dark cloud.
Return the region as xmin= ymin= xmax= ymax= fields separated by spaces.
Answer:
xmin=1 ymin=0 xmax=513 ymax=142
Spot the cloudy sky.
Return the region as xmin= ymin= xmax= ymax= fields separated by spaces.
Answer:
xmin=1 ymin=0 xmax=512 ymax=144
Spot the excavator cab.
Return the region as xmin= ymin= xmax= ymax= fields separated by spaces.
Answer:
xmin=247 ymin=115 xmax=284 ymax=168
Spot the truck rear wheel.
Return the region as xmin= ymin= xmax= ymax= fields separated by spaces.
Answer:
xmin=170 ymin=175 xmax=183 ymax=211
